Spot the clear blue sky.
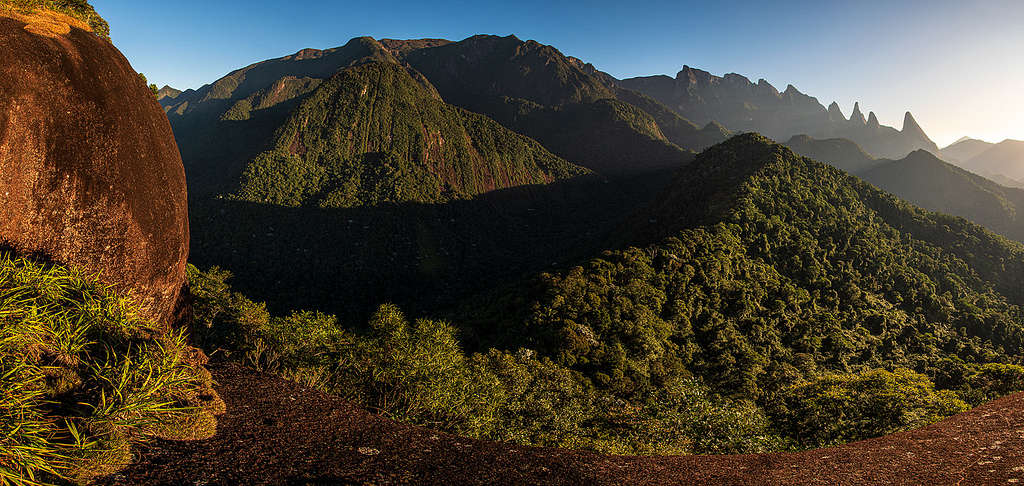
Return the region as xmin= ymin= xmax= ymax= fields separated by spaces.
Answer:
xmin=96 ymin=0 xmax=1024 ymax=147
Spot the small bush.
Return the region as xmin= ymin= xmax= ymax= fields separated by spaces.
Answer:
xmin=773 ymin=368 xmax=969 ymax=448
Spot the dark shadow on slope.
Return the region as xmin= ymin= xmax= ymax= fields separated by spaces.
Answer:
xmin=173 ymin=95 xmax=310 ymax=198
xmin=189 ymin=169 xmax=676 ymax=323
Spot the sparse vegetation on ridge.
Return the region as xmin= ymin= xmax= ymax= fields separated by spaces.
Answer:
xmin=0 ymin=0 xmax=109 ymax=39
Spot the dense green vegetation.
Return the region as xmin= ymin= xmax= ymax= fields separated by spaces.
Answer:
xmin=178 ymin=135 xmax=1024 ymax=456
xmin=232 ymin=61 xmax=585 ymax=208
xmin=187 ymin=265 xmax=784 ymax=455
xmin=0 ymin=253 xmax=218 ymax=485
xmin=0 ymin=0 xmax=109 ymax=39
xmin=151 ymin=30 xmax=1024 ymax=460
xmin=456 ymin=134 xmax=1024 ymax=448
xmin=161 ymin=37 xmax=398 ymax=197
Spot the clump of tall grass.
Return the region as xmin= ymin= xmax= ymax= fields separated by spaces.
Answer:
xmin=0 ymin=252 xmax=219 ymax=485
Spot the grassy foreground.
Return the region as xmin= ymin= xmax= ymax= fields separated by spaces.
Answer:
xmin=0 ymin=253 xmax=219 ymax=485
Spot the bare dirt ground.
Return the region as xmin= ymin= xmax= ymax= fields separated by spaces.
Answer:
xmin=96 ymin=363 xmax=1024 ymax=485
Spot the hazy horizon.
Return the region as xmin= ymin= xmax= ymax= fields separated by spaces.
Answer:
xmin=98 ymin=0 xmax=1024 ymax=147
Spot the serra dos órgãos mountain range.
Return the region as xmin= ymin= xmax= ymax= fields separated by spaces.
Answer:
xmin=161 ymin=33 xmax=959 ymax=319
xmin=619 ymin=66 xmax=939 ymax=159
xmin=155 ymin=31 xmax=1024 ymax=460
xmin=8 ymin=0 xmax=1024 ymax=480
xmin=161 ymin=34 xmax=735 ymax=318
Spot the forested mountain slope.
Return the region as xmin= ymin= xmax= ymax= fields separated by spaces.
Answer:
xmin=161 ymin=37 xmax=397 ymax=196
xmin=229 ymin=60 xmax=585 ymax=207
xmin=860 ymin=150 xmax=1024 ymax=243
xmin=784 ymin=134 xmax=880 ymax=174
xmin=460 ymin=134 xmax=1024 ymax=447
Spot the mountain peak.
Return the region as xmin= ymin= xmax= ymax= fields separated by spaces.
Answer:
xmin=850 ymin=102 xmax=866 ymax=125
xmin=756 ymin=78 xmax=778 ymax=95
xmin=902 ymin=111 xmax=929 ymax=140
xmin=156 ymin=85 xmax=182 ymax=100
xmin=827 ymin=101 xmax=844 ymax=121
xmin=867 ymin=111 xmax=880 ymax=129
xmin=677 ymin=65 xmax=714 ymax=85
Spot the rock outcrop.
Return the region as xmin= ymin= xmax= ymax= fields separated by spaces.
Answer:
xmin=849 ymin=102 xmax=866 ymax=125
xmin=867 ymin=111 xmax=880 ymax=129
xmin=0 ymin=11 xmax=189 ymax=326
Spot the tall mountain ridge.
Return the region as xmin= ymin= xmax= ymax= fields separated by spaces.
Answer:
xmin=161 ymin=34 xmax=729 ymax=193
xmin=619 ymin=66 xmax=939 ymax=159
xmin=231 ymin=60 xmax=586 ymax=208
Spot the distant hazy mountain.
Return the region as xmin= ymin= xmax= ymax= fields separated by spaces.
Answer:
xmin=940 ymin=137 xmax=994 ymax=164
xmin=783 ymin=135 xmax=1024 ymax=243
xmin=860 ymin=150 xmax=1024 ymax=243
xmin=986 ymin=173 xmax=1024 ymax=189
xmin=961 ymin=139 xmax=1024 ymax=183
xmin=785 ymin=135 xmax=879 ymax=174
xmin=156 ymin=85 xmax=181 ymax=100
xmin=619 ymin=66 xmax=939 ymax=159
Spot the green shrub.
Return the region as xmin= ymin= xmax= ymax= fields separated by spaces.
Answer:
xmin=773 ymin=368 xmax=969 ymax=448
xmin=186 ymin=264 xmax=788 ymax=455
xmin=961 ymin=363 xmax=1024 ymax=405
xmin=0 ymin=253 xmax=215 ymax=484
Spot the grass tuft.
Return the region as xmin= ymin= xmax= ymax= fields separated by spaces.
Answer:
xmin=0 ymin=252 xmax=218 ymax=485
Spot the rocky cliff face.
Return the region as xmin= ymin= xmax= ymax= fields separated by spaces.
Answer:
xmin=620 ymin=66 xmax=939 ymax=159
xmin=0 ymin=12 xmax=189 ymax=326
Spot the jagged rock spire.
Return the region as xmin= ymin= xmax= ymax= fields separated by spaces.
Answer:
xmin=901 ymin=111 xmax=929 ymax=140
xmin=850 ymin=102 xmax=866 ymax=125
xmin=827 ymin=101 xmax=844 ymax=122
xmin=756 ymin=78 xmax=778 ymax=95
xmin=867 ymin=111 xmax=880 ymax=129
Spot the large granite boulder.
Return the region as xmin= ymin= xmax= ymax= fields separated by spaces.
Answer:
xmin=0 ymin=11 xmax=189 ymax=326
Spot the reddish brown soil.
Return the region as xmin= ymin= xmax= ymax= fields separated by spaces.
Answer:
xmin=97 ymin=363 xmax=1024 ymax=485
